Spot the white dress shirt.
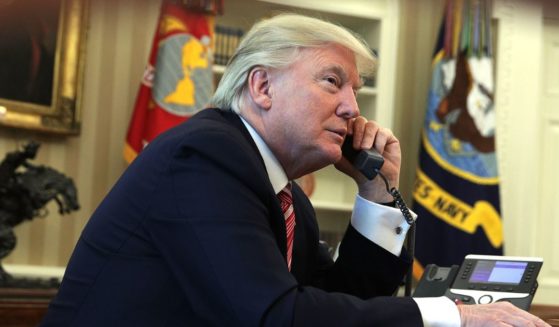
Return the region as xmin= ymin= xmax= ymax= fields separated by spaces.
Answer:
xmin=240 ymin=116 xmax=460 ymax=327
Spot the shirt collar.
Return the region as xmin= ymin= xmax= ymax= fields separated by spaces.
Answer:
xmin=239 ymin=116 xmax=288 ymax=194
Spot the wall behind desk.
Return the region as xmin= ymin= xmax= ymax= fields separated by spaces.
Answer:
xmin=1 ymin=0 xmax=160 ymax=267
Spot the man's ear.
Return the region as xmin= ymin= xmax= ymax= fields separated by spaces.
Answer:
xmin=247 ymin=66 xmax=272 ymax=110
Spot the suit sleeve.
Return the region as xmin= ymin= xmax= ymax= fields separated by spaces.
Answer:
xmin=289 ymin=185 xmax=412 ymax=298
xmin=313 ymin=224 xmax=413 ymax=298
xmin=144 ymin=128 xmax=423 ymax=326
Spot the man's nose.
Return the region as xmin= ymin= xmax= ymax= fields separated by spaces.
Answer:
xmin=336 ymin=87 xmax=360 ymax=119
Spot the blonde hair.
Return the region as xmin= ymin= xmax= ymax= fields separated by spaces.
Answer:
xmin=210 ymin=13 xmax=377 ymax=112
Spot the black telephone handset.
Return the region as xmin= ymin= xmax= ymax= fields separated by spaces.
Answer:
xmin=341 ymin=136 xmax=384 ymax=180
xmin=341 ymin=135 xmax=414 ymax=226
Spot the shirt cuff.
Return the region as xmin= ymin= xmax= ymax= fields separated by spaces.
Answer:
xmin=350 ymin=194 xmax=417 ymax=256
xmin=413 ymin=296 xmax=461 ymax=327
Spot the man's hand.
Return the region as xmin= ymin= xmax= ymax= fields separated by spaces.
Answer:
xmin=335 ymin=116 xmax=401 ymax=203
xmin=457 ymin=302 xmax=551 ymax=326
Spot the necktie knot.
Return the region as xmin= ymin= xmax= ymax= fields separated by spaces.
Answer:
xmin=277 ymin=184 xmax=292 ymax=209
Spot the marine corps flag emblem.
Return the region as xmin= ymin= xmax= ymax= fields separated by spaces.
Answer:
xmin=413 ymin=0 xmax=502 ymax=279
xmin=124 ymin=1 xmax=214 ymax=163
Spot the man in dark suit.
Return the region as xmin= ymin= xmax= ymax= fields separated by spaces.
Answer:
xmin=41 ymin=14 xmax=549 ymax=327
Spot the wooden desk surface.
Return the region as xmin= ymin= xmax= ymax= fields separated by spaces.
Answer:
xmin=0 ymin=288 xmax=557 ymax=326
xmin=531 ymin=304 xmax=559 ymax=326
xmin=0 ymin=288 xmax=56 ymax=327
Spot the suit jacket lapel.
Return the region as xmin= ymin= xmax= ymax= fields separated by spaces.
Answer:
xmin=290 ymin=182 xmax=319 ymax=281
xmin=219 ymin=109 xmax=289 ymax=261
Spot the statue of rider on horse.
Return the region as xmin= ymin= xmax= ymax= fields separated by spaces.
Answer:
xmin=0 ymin=141 xmax=79 ymax=283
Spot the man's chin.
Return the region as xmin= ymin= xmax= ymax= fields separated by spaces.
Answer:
xmin=302 ymin=146 xmax=341 ymax=171
xmin=306 ymin=156 xmax=337 ymax=175
xmin=321 ymin=152 xmax=343 ymax=171
xmin=330 ymin=148 xmax=343 ymax=163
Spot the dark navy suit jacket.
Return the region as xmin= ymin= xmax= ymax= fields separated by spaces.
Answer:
xmin=41 ymin=108 xmax=423 ymax=326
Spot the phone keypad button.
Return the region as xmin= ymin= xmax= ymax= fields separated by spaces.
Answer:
xmin=478 ymin=295 xmax=493 ymax=304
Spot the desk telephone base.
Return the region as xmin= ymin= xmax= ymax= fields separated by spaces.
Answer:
xmin=413 ymin=255 xmax=543 ymax=311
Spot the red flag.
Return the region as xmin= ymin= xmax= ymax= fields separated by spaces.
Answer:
xmin=124 ymin=1 xmax=214 ymax=163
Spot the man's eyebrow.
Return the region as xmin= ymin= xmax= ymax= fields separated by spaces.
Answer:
xmin=319 ymin=65 xmax=363 ymax=89
xmin=319 ymin=65 xmax=347 ymax=81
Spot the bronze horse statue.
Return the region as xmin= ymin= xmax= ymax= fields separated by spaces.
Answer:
xmin=0 ymin=142 xmax=79 ymax=281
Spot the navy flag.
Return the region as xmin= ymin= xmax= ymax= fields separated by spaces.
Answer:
xmin=413 ymin=0 xmax=502 ymax=279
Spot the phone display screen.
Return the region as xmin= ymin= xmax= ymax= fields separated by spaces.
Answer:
xmin=469 ymin=260 xmax=527 ymax=285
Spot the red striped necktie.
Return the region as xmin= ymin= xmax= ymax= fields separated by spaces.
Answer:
xmin=278 ymin=183 xmax=296 ymax=271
